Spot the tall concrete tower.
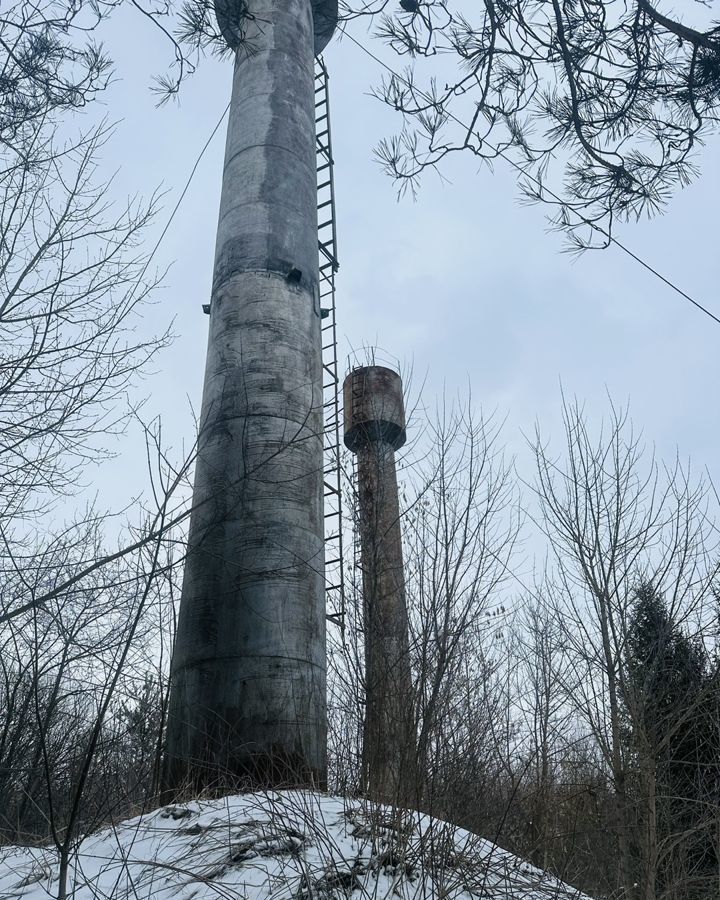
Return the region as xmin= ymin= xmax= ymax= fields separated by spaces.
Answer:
xmin=163 ymin=0 xmax=337 ymax=792
xmin=343 ymin=366 xmax=416 ymax=803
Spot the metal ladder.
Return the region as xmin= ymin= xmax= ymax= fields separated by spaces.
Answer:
xmin=316 ymin=56 xmax=345 ymax=635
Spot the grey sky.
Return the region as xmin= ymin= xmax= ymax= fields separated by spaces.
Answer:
xmin=91 ymin=9 xmax=718 ymax=516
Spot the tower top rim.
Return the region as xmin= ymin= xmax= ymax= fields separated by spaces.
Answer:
xmin=214 ymin=0 xmax=338 ymax=55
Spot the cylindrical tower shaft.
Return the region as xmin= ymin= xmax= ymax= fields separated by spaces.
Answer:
xmin=164 ymin=0 xmax=336 ymax=792
xmin=343 ymin=366 xmax=416 ymax=804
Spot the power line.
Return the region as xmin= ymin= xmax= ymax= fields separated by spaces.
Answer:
xmin=77 ymin=100 xmax=230 ymax=350
xmin=145 ymin=101 xmax=231 ymax=272
xmin=339 ymin=25 xmax=720 ymax=328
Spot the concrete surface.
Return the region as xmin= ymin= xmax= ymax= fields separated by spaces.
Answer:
xmin=164 ymin=0 xmax=329 ymax=791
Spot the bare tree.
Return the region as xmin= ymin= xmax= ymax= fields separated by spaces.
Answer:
xmin=0 ymin=5 xmax=195 ymax=885
xmin=402 ymin=402 xmax=518 ymax=807
xmin=0 ymin=128 xmax=171 ymax=516
xmin=510 ymin=596 xmax=573 ymax=871
xmin=0 ymin=429 xmax=191 ymax=900
xmin=531 ymin=396 xmax=720 ymax=898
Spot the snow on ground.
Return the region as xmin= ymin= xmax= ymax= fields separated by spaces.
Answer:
xmin=0 ymin=791 xmax=592 ymax=900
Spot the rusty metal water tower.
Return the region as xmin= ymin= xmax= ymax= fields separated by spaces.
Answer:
xmin=344 ymin=366 xmax=416 ymax=802
xmin=163 ymin=0 xmax=340 ymax=791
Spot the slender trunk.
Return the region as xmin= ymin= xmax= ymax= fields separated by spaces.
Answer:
xmin=598 ymin=592 xmax=635 ymax=896
xmin=640 ymin=753 xmax=658 ymax=900
xmin=57 ymin=847 xmax=69 ymax=900
xmin=538 ymin=735 xmax=550 ymax=870
xmin=17 ymin=654 xmax=68 ymax=835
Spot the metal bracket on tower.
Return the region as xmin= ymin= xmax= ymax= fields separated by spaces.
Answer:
xmin=316 ymin=56 xmax=346 ymax=637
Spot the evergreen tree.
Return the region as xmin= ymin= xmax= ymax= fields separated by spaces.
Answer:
xmin=626 ymin=583 xmax=719 ymax=899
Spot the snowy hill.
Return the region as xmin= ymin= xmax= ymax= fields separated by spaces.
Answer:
xmin=0 ymin=791 xmax=592 ymax=900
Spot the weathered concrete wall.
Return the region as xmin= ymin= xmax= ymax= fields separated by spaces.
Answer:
xmin=163 ymin=0 xmax=331 ymax=791
xmin=343 ymin=367 xmax=417 ymax=804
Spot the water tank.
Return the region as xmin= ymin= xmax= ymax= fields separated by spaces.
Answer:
xmin=343 ymin=366 xmax=407 ymax=452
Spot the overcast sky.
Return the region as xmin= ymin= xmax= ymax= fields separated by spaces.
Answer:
xmin=87 ymin=8 xmax=718 ymax=525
